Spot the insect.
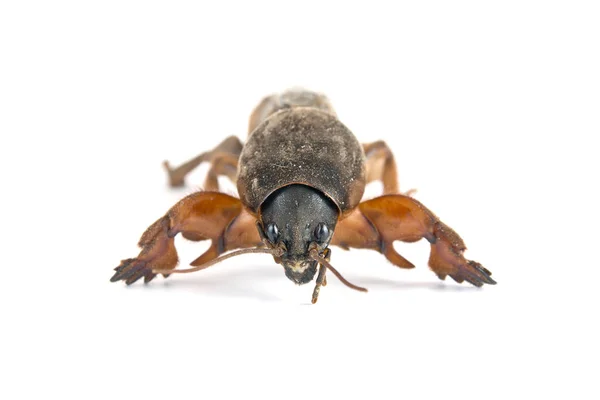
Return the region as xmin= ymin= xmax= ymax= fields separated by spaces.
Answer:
xmin=111 ymin=89 xmax=496 ymax=303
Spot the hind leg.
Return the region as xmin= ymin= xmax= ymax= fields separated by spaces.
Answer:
xmin=163 ymin=136 xmax=243 ymax=187
xmin=363 ymin=140 xmax=415 ymax=196
xmin=203 ymin=152 xmax=240 ymax=191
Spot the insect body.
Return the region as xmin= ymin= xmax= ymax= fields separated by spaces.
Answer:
xmin=111 ymin=89 xmax=496 ymax=303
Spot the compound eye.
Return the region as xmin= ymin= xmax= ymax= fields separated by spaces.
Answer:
xmin=313 ymin=223 xmax=329 ymax=244
xmin=266 ymin=223 xmax=279 ymax=243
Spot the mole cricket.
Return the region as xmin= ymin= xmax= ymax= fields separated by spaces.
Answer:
xmin=111 ymin=89 xmax=496 ymax=303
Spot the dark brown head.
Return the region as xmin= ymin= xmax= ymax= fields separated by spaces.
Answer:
xmin=258 ymin=184 xmax=339 ymax=285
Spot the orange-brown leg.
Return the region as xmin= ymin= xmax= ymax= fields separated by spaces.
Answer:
xmin=110 ymin=191 xmax=262 ymax=284
xmin=163 ymin=136 xmax=243 ymax=188
xmin=202 ymin=152 xmax=240 ymax=192
xmin=363 ymin=140 xmax=415 ymax=196
xmin=364 ymin=140 xmax=398 ymax=194
xmin=331 ymin=195 xmax=495 ymax=287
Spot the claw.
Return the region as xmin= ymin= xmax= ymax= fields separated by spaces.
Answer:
xmin=144 ymin=272 xmax=157 ymax=284
xmin=111 ymin=258 xmax=150 ymax=284
xmin=110 ymin=259 xmax=133 ymax=282
xmin=125 ymin=274 xmax=142 ymax=285
xmin=464 ymin=276 xmax=484 ymax=287
xmin=468 ymin=261 xmax=496 ymax=285
xmin=121 ymin=260 xmax=146 ymax=281
xmin=111 ymin=256 xmax=174 ymax=284
xmin=449 ymin=260 xmax=496 ymax=287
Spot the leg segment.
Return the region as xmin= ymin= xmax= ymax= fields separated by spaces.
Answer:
xmin=363 ymin=140 xmax=399 ymax=195
xmin=331 ymin=195 xmax=495 ymax=287
xmin=111 ymin=192 xmax=262 ymax=284
xmin=163 ymin=136 xmax=243 ymax=188
xmin=363 ymin=140 xmax=416 ymax=196
xmin=202 ymin=152 xmax=241 ymax=192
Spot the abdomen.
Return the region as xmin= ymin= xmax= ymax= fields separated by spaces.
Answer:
xmin=248 ymin=89 xmax=337 ymax=134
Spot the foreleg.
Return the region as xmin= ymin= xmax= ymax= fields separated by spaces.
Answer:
xmin=111 ymin=192 xmax=261 ymax=284
xmin=331 ymin=195 xmax=495 ymax=286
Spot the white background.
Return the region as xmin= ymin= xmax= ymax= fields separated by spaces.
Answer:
xmin=1 ymin=1 xmax=599 ymax=399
